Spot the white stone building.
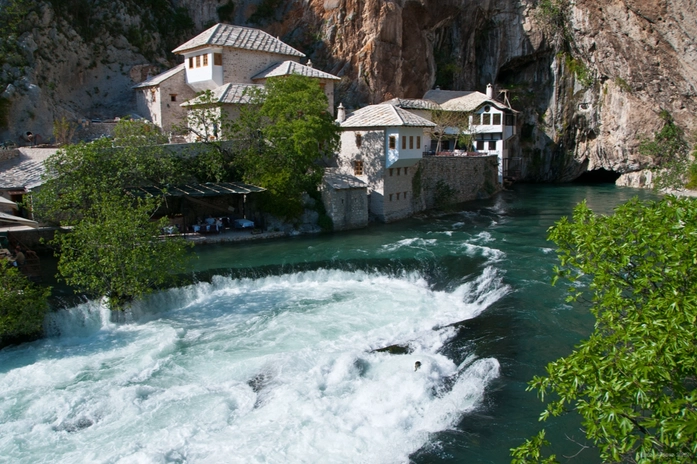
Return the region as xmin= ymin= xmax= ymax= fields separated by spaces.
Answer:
xmin=335 ymin=103 xmax=436 ymax=222
xmin=421 ymin=85 xmax=518 ymax=183
xmin=134 ymin=23 xmax=340 ymax=136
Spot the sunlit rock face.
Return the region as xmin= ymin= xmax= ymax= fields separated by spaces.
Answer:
xmin=5 ymin=0 xmax=696 ymax=184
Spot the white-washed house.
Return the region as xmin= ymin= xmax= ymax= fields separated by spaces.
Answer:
xmin=335 ymin=103 xmax=436 ymax=222
xmin=134 ymin=23 xmax=340 ymax=137
xmin=422 ymin=84 xmax=518 ymax=183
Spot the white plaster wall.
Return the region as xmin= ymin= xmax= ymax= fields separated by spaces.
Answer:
xmin=386 ymin=127 xmax=426 ymax=168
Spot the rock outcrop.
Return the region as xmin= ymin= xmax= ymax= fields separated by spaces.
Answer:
xmin=2 ymin=0 xmax=695 ymax=185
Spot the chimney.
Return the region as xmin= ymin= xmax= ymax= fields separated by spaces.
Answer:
xmin=307 ymin=59 xmax=313 ymax=68
xmin=336 ymin=103 xmax=346 ymax=123
xmin=486 ymin=83 xmax=493 ymax=99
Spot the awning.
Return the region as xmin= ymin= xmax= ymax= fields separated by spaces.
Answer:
xmin=0 ymin=211 xmax=38 ymax=228
xmin=0 ymin=196 xmax=16 ymax=207
xmin=129 ymin=182 xmax=266 ymax=198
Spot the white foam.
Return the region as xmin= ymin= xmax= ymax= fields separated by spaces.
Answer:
xmin=0 ymin=269 xmax=506 ymax=463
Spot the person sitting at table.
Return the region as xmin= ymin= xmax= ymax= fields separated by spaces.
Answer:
xmin=13 ymin=246 xmax=25 ymax=268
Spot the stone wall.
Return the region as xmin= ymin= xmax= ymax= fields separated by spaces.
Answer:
xmin=414 ymin=155 xmax=500 ymax=211
xmin=322 ymin=184 xmax=368 ymax=231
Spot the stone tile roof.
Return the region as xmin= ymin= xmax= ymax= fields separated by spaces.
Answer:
xmin=132 ymin=63 xmax=185 ymax=89
xmin=423 ymin=89 xmax=512 ymax=112
xmin=252 ymin=61 xmax=340 ymax=81
xmin=0 ymin=148 xmax=57 ymax=190
xmin=181 ymin=83 xmax=263 ymax=106
xmin=340 ymin=104 xmax=436 ymax=128
xmin=173 ymin=23 xmax=304 ymax=58
xmin=383 ymin=97 xmax=439 ymax=110
xmin=324 ymin=172 xmax=367 ymax=190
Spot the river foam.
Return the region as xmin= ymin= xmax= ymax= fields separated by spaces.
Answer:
xmin=1 ymin=268 xmax=507 ymax=463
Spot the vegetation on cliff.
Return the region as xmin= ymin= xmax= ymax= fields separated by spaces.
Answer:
xmin=512 ymin=197 xmax=697 ymax=463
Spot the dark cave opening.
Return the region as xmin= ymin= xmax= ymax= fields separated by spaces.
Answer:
xmin=573 ymin=169 xmax=621 ymax=184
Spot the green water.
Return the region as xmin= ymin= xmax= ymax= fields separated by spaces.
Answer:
xmin=1 ymin=183 xmax=660 ymax=463
xmin=189 ymin=183 xmax=659 ymax=462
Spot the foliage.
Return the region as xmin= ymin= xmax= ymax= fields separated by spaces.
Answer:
xmin=639 ymin=110 xmax=694 ymax=190
xmin=433 ymin=180 xmax=457 ymax=209
xmin=231 ymin=75 xmax=340 ymax=219
xmin=0 ymin=264 xmax=51 ymax=340
xmin=248 ymin=0 xmax=283 ymax=25
xmin=217 ymin=0 xmax=236 ymax=22
xmin=35 ymin=120 xmax=188 ymax=224
xmin=428 ymin=110 xmax=472 ymax=153
xmin=534 ymin=0 xmax=571 ymax=48
xmin=51 ymin=192 xmax=191 ymax=310
xmin=52 ymin=116 xmax=77 ymax=146
xmin=563 ymin=53 xmax=593 ymax=88
xmin=511 ymin=197 xmax=697 ymax=463
xmin=34 ymin=120 xmax=195 ymax=310
xmin=615 ymin=76 xmax=633 ymax=93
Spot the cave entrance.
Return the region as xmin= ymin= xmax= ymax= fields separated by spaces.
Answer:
xmin=573 ymin=169 xmax=621 ymax=184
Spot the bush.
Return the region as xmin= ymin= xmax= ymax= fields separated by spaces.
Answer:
xmin=0 ymin=265 xmax=51 ymax=341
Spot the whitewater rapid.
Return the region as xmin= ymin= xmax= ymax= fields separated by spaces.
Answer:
xmin=1 ymin=260 xmax=508 ymax=463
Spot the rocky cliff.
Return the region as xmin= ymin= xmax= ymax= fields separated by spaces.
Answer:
xmin=2 ymin=0 xmax=695 ymax=185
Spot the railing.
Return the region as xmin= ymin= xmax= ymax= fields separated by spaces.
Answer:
xmin=423 ymin=150 xmax=495 ymax=157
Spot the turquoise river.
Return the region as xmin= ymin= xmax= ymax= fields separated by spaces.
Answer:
xmin=0 ymin=184 xmax=660 ymax=463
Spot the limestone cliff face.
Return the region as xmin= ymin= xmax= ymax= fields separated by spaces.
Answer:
xmin=3 ymin=0 xmax=695 ymax=186
xmin=266 ymin=0 xmax=697 ymax=184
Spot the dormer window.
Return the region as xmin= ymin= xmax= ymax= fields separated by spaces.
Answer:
xmin=482 ymin=114 xmax=491 ymax=125
xmin=493 ymin=113 xmax=501 ymax=125
xmin=484 ymin=105 xmax=491 ymax=112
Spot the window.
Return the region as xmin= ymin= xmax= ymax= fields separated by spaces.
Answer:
xmin=397 ymin=193 xmax=400 ymax=200
xmin=505 ymin=114 xmax=515 ymax=126
xmin=355 ymin=133 xmax=362 ymax=148
xmin=472 ymin=114 xmax=481 ymax=125
xmin=403 ymin=191 xmax=407 ymax=199
xmin=195 ymin=55 xmax=201 ymax=67
xmin=416 ymin=136 xmax=421 ymax=149
xmin=401 ymin=136 xmax=406 ymax=149
xmin=170 ymin=94 xmax=177 ymax=102
xmin=409 ymin=136 xmax=414 ymax=149
xmin=389 ymin=194 xmax=393 ymax=201
xmin=389 ymin=136 xmax=396 ymax=149
xmin=397 ymin=168 xmax=401 ymax=175
xmin=214 ymin=53 xmax=222 ymax=66
xmin=476 ymin=140 xmax=484 ymax=150
xmin=354 ymin=160 xmax=364 ymax=176
xmin=189 ymin=57 xmax=194 ymax=68
xmin=203 ymin=54 xmax=209 ymax=66
xmin=484 ymin=105 xmax=491 ymax=112
xmin=389 ymin=168 xmax=393 ymax=176
xmin=493 ymin=113 xmax=501 ymax=125
xmin=482 ymin=114 xmax=491 ymax=125
xmin=489 ymin=140 xmax=496 ymax=150
xmin=403 ymin=167 xmax=408 ymax=175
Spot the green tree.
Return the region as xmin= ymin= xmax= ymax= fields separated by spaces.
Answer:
xmin=35 ymin=120 xmax=187 ymax=224
xmin=51 ymin=192 xmax=191 ymax=310
xmin=0 ymin=264 xmax=51 ymax=341
xmin=427 ymin=109 xmax=474 ymax=153
xmin=511 ymin=197 xmax=697 ymax=463
xmin=231 ymin=75 xmax=340 ymax=218
xmin=639 ymin=110 xmax=695 ymax=190
xmin=34 ymin=120 xmax=194 ymax=310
